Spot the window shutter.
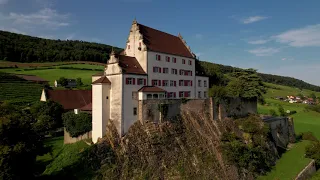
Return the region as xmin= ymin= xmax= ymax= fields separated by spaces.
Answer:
xmin=158 ymin=80 xmax=161 ymax=86
xmin=174 ymin=81 xmax=176 ymax=87
xmin=159 ymin=55 xmax=161 ymax=61
xmin=133 ymin=78 xmax=135 ymax=85
xmin=174 ymin=92 xmax=176 ymax=98
xmin=191 ymin=71 xmax=192 ymax=76
xmin=144 ymin=79 xmax=146 ymax=85
xmin=162 ymin=80 xmax=165 ymax=86
xmin=126 ymin=78 xmax=129 ymax=84
xmin=159 ymin=67 xmax=161 ymax=73
xmin=191 ymin=81 xmax=193 ymax=86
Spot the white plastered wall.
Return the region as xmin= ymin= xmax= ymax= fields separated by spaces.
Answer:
xmin=92 ymin=83 xmax=111 ymax=143
xmin=147 ymin=51 xmax=196 ymax=98
xmin=195 ymin=76 xmax=209 ymax=98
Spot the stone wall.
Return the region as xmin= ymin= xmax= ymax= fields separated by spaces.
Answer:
xmin=138 ymin=97 xmax=257 ymax=123
xmin=295 ymin=160 xmax=316 ymax=180
xmin=263 ymin=117 xmax=296 ymax=149
xmin=64 ymin=128 xmax=92 ymax=144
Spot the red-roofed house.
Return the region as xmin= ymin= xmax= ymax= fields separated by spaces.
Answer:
xmin=40 ymin=89 xmax=92 ymax=112
xmin=92 ymin=20 xmax=209 ymax=143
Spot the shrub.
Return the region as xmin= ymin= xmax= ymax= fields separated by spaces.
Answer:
xmin=63 ymin=112 xmax=92 ymax=137
xmin=278 ymin=105 xmax=286 ymax=116
xmin=305 ymin=105 xmax=320 ymax=113
xmin=301 ymin=132 xmax=318 ymax=142
xmin=269 ymin=109 xmax=278 ymax=116
xmin=305 ymin=141 xmax=320 ymax=168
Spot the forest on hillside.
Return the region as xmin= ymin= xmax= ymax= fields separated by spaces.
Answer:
xmin=1 ymin=30 xmax=319 ymax=92
xmin=200 ymin=61 xmax=320 ymax=92
xmin=0 ymin=30 xmax=122 ymax=63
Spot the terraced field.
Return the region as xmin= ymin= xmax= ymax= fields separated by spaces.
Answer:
xmin=0 ymin=72 xmax=44 ymax=103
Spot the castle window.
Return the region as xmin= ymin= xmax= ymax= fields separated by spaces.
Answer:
xmin=152 ymin=80 xmax=158 ymax=86
xmin=133 ymin=107 xmax=137 ymax=115
xmin=163 ymin=68 xmax=169 ymax=74
xmin=189 ymin=60 xmax=192 ymax=65
xmin=185 ymin=91 xmax=191 ymax=98
xmin=147 ymin=94 xmax=152 ymax=99
xmin=179 ymin=91 xmax=184 ymax=98
xmin=182 ymin=59 xmax=186 ymax=64
xmin=198 ymin=80 xmax=201 ymax=87
xmin=179 ymin=80 xmax=184 ymax=86
xmin=162 ymin=80 xmax=168 ymax=86
xmin=166 ymin=56 xmax=170 ymax=62
xmin=198 ymin=91 xmax=201 ymax=98
xmin=156 ymin=54 xmax=161 ymax=61
xmin=173 ymin=57 xmax=177 ymax=63
xmin=204 ymin=80 xmax=207 ymax=87
xmin=153 ymin=94 xmax=159 ymax=99
xmin=126 ymin=78 xmax=135 ymax=85
xmin=204 ymin=91 xmax=207 ymax=98
xmin=170 ymin=80 xmax=174 ymax=86
xmin=171 ymin=68 xmax=177 ymax=75
xmin=153 ymin=67 xmax=161 ymax=73
xmin=179 ymin=69 xmax=184 ymax=75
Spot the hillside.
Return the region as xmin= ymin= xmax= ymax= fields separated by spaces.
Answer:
xmin=0 ymin=72 xmax=45 ymax=104
xmin=199 ymin=61 xmax=320 ymax=92
xmin=0 ymin=30 xmax=122 ymax=63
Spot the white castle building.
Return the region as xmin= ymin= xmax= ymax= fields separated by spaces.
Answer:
xmin=91 ymin=20 xmax=209 ymax=143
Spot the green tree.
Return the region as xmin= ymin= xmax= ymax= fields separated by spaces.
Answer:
xmin=0 ymin=103 xmax=48 ymax=179
xmin=76 ymin=77 xmax=83 ymax=87
xmin=278 ymin=105 xmax=286 ymax=116
xmin=310 ymin=93 xmax=317 ymax=101
xmin=58 ymin=77 xmax=68 ymax=87
xmin=208 ymin=85 xmax=227 ymax=102
xmin=63 ymin=112 xmax=92 ymax=137
xmin=227 ymin=69 xmax=267 ymax=104
xmin=30 ymin=100 xmax=64 ymax=130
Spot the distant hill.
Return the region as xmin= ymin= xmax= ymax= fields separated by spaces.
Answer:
xmin=1 ymin=30 xmax=319 ymax=92
xmin=199 ymin=61 xmax=320 ymax=92
xmin=0 ymin=30 xmax=122 ymax=63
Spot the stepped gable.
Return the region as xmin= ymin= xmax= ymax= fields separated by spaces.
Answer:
xmin=137 ymin=23 xmax=194 ymax=58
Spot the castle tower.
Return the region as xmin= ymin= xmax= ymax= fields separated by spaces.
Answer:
xmin=92 ymin=76 xmax=111 ymax=143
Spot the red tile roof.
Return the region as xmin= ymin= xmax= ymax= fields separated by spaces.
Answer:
xmin=79 ymin=102 xmax=92 ymax=111
xmin=45 ymin=89 xmax=92 ymax=110
xmin=138 ymin=86 xmax=166 ymax=92
xmin=16 ymin=74 xmax=48 ymax=82
xmin=138 ymin=23 xmax=194 ymax=58
xmin=118 ymin=55 xmax=147 ymax=75
xmin=92 ymin=76 xmax=111 ymax=84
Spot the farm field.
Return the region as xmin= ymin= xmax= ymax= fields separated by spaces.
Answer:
xmin=258 ymin=141 xmax=312 ymax=180
xmin=0 ymin=66 xmax=102 ymax=86
xmin=0 ymin=61 xmax=105 ymax=68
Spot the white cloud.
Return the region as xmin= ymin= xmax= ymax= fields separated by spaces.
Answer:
xmin=247 ymin=47 xmax=280 ymax=56
xmin=247 ymin=39 xmax=270 ymax=44
xmin=242 ymin=16 xmax=268 ymax=24
xmin=8 ymin=8 xmax=69 ymax=29
xmin=282 ymin=58 xmax=286 ymax=61
xmin=195 ymin=33 xmax=203 ymax=40
xmin=274 ymin=24 xmax=320 ymax=47
xmin=0 ymin=0 xmax=8 ymax=5
xmin=0 ymin=8 xmax=70 ymax=37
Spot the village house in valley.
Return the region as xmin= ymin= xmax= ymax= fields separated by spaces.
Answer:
xmin=91 ymin=20 xmax=209 ymax=143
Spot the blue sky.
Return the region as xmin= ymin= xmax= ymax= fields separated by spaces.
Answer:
xmin=1 ymin=0 xmax=320 ymax=85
